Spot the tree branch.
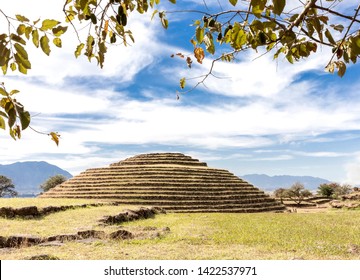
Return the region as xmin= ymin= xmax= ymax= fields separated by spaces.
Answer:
xmin=287 ymin=0 xmax=317 ymax=31
xmin=314 ymin=4 xmax=360 ymax=24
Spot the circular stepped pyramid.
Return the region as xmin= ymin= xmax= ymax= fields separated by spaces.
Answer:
xmin=40 ymin=153 xmax=286 ymax=213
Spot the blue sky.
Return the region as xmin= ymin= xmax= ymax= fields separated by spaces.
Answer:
xmin=1 ymin=0 xmax=360 ymax=184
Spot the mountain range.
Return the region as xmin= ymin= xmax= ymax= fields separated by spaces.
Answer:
xmin=0 ymin=161 xmax=72 ymax=196
xmin=241 ymin=174 xmax=331 ymax=192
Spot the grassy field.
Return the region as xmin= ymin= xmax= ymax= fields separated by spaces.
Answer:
xmin=1 ymin=198 xmax=360 ymax=260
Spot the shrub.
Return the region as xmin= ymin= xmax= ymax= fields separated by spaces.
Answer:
xmin=317 ymin=183 xmax=352 ymax=198
xmin=40 ymin=174 xmax=67 ymax=192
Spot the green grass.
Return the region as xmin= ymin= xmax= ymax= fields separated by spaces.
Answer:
xmin=0 ymin=199 xmax=360 ymax=260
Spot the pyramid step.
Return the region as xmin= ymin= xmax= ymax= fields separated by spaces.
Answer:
xmin=85 ymin=167 xmax=232 ymax=175
xmin=168 ymin=206 xmax=286 ymax=213
xmin=57 ymin=182 xmax=255 ymax=188
xmin=38 ymin=195 xmax=278 ymax=206
xmin=67 ymin=177 xmax=243 ymax=183
xmin=40 ymin=193 xmax=270 ymax=201
xmin=45 ymin=188 xmax=263 ymax=196
xmin=110 ymin=153 xmax=207 ymax=167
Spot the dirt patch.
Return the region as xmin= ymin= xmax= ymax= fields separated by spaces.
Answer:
xmin=0 ymin=207 xmax=169 ymax=249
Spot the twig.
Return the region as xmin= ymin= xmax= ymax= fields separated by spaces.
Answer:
xmin=314 ymin=4 xmax=360 ymax=24
xmin=63 ymin=1 xmax=81 ymax=43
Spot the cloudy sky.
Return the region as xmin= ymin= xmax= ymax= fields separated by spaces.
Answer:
xmin=1 ymin=0 xmax=360 ymax=184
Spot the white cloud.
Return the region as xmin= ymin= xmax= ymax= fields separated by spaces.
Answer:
xmin=344 ymin=155 xmax=360 ymax=185
xmin=1 ymin=0 xmax=360 ymax=182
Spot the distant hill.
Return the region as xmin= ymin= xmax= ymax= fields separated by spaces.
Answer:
xmin=0 ymin=161 xmax=72 ymax=196
xmin=241 ymin=174 xmax=331 ymax=192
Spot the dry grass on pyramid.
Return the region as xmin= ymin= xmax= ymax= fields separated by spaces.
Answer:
xmin=40 ymin=153 xmax=286 ymax=213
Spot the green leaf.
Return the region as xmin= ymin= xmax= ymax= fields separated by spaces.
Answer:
xmin=75 ymin=43 xmax=85 ymax=58
xmin=40 ymin=19 xmax=60 ymax=31
xmin=0 ymin=87 xmax=7 ymax=96
xmin=53 ymin=38 xmax=62 ymax=48
xmin=203 ymin=32 xmax=215 ymax=55
xmin=40 ymin=35 xmax=51 ymax=56
xmin=229 ymin=0 xmax=238 ymax=6
xmin=32 ymin=29 xmax=39 ymax=48
xmin=90 ymin=14 xmax=97 ymax=24
xmin=52 ymin=26 xmax=68 ymax=37
xmin=7 ymin=108 xmax=16 ymax=128
xmin=311 ymin=18 xmax=323 ymax=41
xmin=196 ymin=26 xmax=204 ymax=44
xmin=331 ymin=24 xmax=344 ymax=33
xmin=1 ymin=64 xmax=9 ymax=75
xmin=17 ymin=24 xmax=26 ymax=35
xmin=25 ymin=26 xmax=32 ymax=39
xmin=10 ymin=89 xmax=20 ymax=95
xmin=180 ymin=77 xmax=186 ymax=89
xmin=325 ymin=29 xmax=336 ymax=45
xmin=17 ymin=62 xmax=28 ymax=74
xmin=14 ymin=43 xmax=28 ymax=59
xmin=15 ymin=15 xmax=30 ymax=22
xmin=151 ymin=10 xmax=158 ymax=20
xmin=86 ymin=35 xmax=94 ymax=60
xmin=0 ymin=115 xmax=5 ymax=130
xmin=14 ymin=53 xmax=31 ymax=70
xmin=19 ymin=111 xmax=30 ymax=130
xmin=158 ymin=11 xmax=169 ymax=28
xmin=10 ymin=63 xmax=17 ymax=71
xmin=10 ymin=34 xmax=26 ymax=45
xmin=168 ymin=0 xmax=176 ymax=3
xmin=251 ymin=0 xmax=267 ymax=17
xmin=272 ymin=0 xmax=286 ymax=16
xmin=286 ymin=54 xmax=294 ymax=64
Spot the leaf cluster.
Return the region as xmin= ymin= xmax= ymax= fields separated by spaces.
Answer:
xmin=0 ymin=83 xmax=30 ymax=140
xmin=175 ymin=0 xmax=360 ymax=91
xmin=64 ymin=0 xmax=175 ymax=68
xmin=0 ymin=14 xmax=67 ymax=75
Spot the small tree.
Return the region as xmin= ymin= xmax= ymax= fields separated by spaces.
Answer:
xmin=317 ymin=182 xmax=352 ymax=198
xmin=273 ymin=188 xmax=287 ymax=204
xmin=285 ymin=182 xmax=312 ymax=206
xmin=40 ymin=174 xmax=67 ymax=192
xmin=334 ymin=184 xmax=352 ymax=197
xmin=317 ymin=183 xmax=335 ymax=197
xmin=0 ymin=175 xmax=18 ymax=197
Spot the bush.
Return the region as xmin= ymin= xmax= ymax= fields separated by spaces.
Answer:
xmin=318 ymin=183 xmax=335 ymax=197
xmin=317 ymin=183 xmax=352 ymax=198
xmin=40 ymin=174 xmax=67 ymax=192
